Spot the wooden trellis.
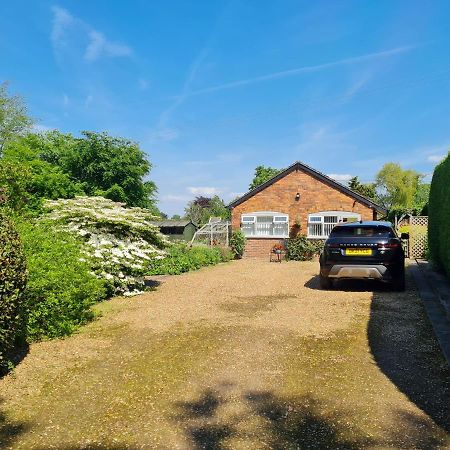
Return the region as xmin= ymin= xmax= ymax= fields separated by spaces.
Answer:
xmin=409 ymin=216 xmax=428 ymax=258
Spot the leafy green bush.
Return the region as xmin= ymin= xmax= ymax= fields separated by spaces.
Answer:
xmin=286 ymin=236 xmax=318 ymax=261
xmin=14 ymin=218 xmax=106 ymax=340
xmin=230 ymin=230 xmax=246 ymax=259
xmin=0 ymin=213 xmax=27 ymax=373
xmin=429 ymin=152 xmax=450 ymax=275
xmin=147 ymin=244 xmax=230 ymax=275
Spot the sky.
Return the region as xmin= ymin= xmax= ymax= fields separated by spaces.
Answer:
xmin=1 ymin=1 xmax=450 ymax=216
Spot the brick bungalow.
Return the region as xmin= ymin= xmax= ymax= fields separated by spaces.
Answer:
xmin=229 ymin=161 xmax=387 ymax=258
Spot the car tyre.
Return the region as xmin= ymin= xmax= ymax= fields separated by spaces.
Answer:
xmin=319 ymin=273 xmax=333 ymax=290
xmin=392 ymin=269 xmax=405 ymax=292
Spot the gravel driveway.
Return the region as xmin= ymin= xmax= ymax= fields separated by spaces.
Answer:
xmin=1 ymin=259 xmax=449 ymax=449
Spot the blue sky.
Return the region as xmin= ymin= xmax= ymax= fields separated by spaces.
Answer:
xmin=1 ymin=1 xmax=450 ymax=215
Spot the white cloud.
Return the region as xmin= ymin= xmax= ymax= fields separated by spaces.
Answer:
xmin=50 ymin=6 xmax=132 ymax=62
xmin=427 ymin=154 xmax=445 ymax=163
xmin=188 ymin=187 xmax=221 ymax=196
xmin=85 ymin=30 xmax=132 ymax=62
xmin=161 ymin=194 xmax=191 ymax=203
xmin=51 ymin=6 xmax=74 ymax=49
xmin=327 ymin=173 xmax=353 ymax=182
xmin=187 ymin=45 xmax=416 ymax=97
xmin=148 ymin=127 xmax=180 ymax=143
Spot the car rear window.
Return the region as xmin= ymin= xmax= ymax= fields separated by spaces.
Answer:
xmin=329 ymin=225 xmax=394 ymax=238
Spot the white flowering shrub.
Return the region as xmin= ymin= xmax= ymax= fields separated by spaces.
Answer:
xmin=43 ymin=196 xmax=169 ymax=295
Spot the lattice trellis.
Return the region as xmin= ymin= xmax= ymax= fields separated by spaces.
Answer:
xmin=409 ymin=216 xmax=428 ymax=258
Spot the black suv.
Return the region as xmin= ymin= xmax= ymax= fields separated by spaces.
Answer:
xmin=319 ymin=221 xmax=405 ymax=291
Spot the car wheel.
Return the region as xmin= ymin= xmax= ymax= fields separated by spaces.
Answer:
xmin=319 ymin=273 xmax=333 ymax=290
xmin=392 ymin=269 xmax=405 ymax=292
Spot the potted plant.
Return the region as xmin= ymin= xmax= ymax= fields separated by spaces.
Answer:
xmin=272 ymin=243 xmax=284 ymax=254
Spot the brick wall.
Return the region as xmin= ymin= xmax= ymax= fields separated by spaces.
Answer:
xmin=232 ymin=167 xmax=377 ymax=258
xmin=244 ymin=238 xmax=285 ymax=258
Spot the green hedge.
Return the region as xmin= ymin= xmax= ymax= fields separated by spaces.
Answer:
xmin=0 ymin=213 xmax=27 ymax=373
xmin=428 ymin=152 xmax=450 ymax=276
xmin=15 ymin=218 xmax=107 ymax=340
xmin=286 ymin=236 xmax=319 ymax=261
xmin=147 ymin=244 xmax=233 ymax=275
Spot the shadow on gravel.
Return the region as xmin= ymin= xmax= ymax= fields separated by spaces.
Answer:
xmin=368 ymin=274 xmax=450 ymax=433
xmin=174 ymin=388 xmax=370 ymax=449
xmin=244 ymin=391 xmax=369 ymax=450
xmin=304 ymin=274 xmax=389 ymax=292
xmin=175 ymin=386 xmax=449 ymax=449
xmin=0 ymin=398 xmax=29 ymax=450
xmin=174 ymin=388 xmax=234 ymax=450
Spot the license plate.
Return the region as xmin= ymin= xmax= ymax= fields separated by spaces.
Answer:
xmin=345 ymin=248 xmax=372 ymax=256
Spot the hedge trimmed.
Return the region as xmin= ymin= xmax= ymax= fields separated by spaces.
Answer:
xmin=428 ymin=152 xmax=450 ymax=276
xmin=0 ymin=213 xmax=27 ymax=373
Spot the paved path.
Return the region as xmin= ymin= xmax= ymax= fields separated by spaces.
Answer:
xmin=1 ymin=260 xmax=449 ymax=449
xmin=410 ymin=260 xmax=450 ymax=367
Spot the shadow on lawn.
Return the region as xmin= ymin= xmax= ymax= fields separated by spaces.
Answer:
xmin=0 ymin=398 xmax=29 ymax=450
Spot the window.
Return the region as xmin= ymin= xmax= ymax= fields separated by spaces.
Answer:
xmin=307 ymin=211 xmax=361 ymax=238
xmin=241 ymin=212 xmax=289 ymax=237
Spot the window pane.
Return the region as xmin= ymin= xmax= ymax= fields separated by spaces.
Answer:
xmin=308 ymin=223 xmax=323 ymax=237
xmin=241 ymin=223 xmax=254 ymax=236
xmin=256 ymin=216 xmax=272 ymax=236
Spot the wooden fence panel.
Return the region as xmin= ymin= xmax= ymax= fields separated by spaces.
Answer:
xmin=410 ymin=216 xmax=428 ymax=258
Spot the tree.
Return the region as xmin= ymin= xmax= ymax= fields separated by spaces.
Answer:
xmin=413 ymin=183 xmax=430 ymax=215
xmin=184 ymin=195 xmax=230 ymax=226
xmin=0 ymin=82 xmax=33 ymax=155
xmin=1 ymin=138 xmax=83 ymax=212
xmin=11 ymin=131 xmax=159 ymax=210
xmin=249 ymin=165 xmax=282 ymax=190
xmin=375 ymin=163 xmax=422 ymax=210
xmin=348 ymin=176 xmax=377 ymax=201
xmin=171 ymin=214 xmax=182 ymax=220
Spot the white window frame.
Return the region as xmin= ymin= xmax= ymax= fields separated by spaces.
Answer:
xmin=307 ymin=211 xmax=361 ymax=239
xmin=241 ymin=211 xmax=289 ymax=238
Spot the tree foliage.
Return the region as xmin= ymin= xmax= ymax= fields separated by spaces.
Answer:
xmin=1 ymin=130 xmax=160 ymax=213
xmin=375 ymin=163 xmax=422 ymax=210
xmin=348 ymin=176 xmax=377 ymax=201
xmin=184 ymin=195 xmax=230 ymax=226
xmin=0 ymin=82 xmax=33 ymax=155
xmin=249 ymin=165 xmax=282 ymax=190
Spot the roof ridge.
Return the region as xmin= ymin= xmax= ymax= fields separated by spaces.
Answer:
xmin=228 ymin=161 xmax=387 ymax=214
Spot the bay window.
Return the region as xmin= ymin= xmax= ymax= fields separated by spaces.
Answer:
xmin=241 ymin=212 xmax=289 ymax=237
xmin=307 ymin=211 xmax=361 ymax=239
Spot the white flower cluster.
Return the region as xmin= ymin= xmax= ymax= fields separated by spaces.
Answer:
xmin=43 ymin=196 xmax=169 ymax=295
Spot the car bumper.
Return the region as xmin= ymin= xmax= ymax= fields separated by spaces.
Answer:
xmin=322 ymin=264 xmax=390 ymax=280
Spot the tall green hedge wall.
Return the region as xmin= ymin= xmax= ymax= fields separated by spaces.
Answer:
xmin=428 ymin=152 xmax=450 ymax=276
xmin=0 ymin=213 xmax=27 ymax=373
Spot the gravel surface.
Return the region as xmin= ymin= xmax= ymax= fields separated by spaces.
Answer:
xmin=1 ymin=259 xmax=449 ymax=449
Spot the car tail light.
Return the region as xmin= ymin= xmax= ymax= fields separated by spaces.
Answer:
xmin=377 ymin=242 xmax=401 ymax=249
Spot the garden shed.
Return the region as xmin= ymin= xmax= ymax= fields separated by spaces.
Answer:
xmin=229 ymin=161 xmax=387 ymax=257
xmin=150 ymin=220 xmax=197 ymax=241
